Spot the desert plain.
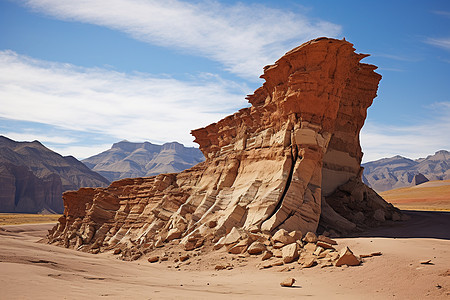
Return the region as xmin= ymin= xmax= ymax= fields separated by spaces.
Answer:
xmin=1 ymin=207 xmax=449 ymax=299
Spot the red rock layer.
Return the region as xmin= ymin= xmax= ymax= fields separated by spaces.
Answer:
xmin=48 ymin=38 xmax=402 ymax=258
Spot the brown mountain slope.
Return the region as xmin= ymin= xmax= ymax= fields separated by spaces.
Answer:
xmin=362 ymin=150 xmax=449 ymax=192
xmin=0 ymin=136 xmax=110 ymax=213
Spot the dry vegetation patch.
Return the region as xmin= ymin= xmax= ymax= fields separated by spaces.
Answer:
xmin=0 ymin=214 xmax=61 ymax=226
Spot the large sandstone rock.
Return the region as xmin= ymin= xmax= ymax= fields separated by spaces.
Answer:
xmin=47 ymin=38 xmax=402 ymax=258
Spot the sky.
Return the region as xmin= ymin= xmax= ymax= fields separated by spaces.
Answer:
xmin=0 ymin=0 xmax=449 ymax=162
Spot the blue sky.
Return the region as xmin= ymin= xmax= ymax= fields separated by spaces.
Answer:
xmin=0 ymin=0 xmax=449 ymax=162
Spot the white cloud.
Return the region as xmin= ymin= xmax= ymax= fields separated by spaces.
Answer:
xmin=20 ymin=0 xmax=341 ymax=80
xmin=361 ymin=102 xmax=450 ymax=162
xmin=3 ymin=131 xmax=78 ymax=144
xmin=46 ymin=144 xmax=113 ymax=159
xmin=0 ymin=50 xmax=248 ymax=148
xmin=426 ymin=37 xmax=450 ymax=51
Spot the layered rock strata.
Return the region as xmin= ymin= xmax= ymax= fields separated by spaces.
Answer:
xmin=48 ymin=38 xmax=402 ymax=258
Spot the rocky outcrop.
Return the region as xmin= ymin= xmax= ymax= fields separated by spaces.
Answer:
xmin=47 ymin=38 xmax=402 ymax=258
xmin=82 ymin=141 xmax=205 ymax=182
xmin=0 ymin=136 xmax=110 ymax=213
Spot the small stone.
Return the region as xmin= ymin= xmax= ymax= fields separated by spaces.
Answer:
xmin=420 ymin=259 xmax=433 ymax=265
xmin=222 ymin=227 xmax=244 ymax=245
xmin=302 ymin=257 xmax=316 ymax=268
xmin=184 ymin=241 xmax=196 ymax=251
xmin=113 ymin=248 xmax=122 ymax=255
xmin=360 ymin=254 xmax=372 ymax=258
xmin=303 ymin=232 xmax=317 ymax=243
xmin=314 ymin=246 xmax=324 ymax=256
xmin=288 ymin=230 xmax=302 ymax=242
xmin=215 ymin=264 xmax=227 ymax=270
xmin=160 ymin=256 xmax=169 ymax=261
xmin=273 ymin=229 xmax=296 ymax=245
xmin=261 ymin=251 xmax=273 ymax=261
xmin=304 ymin=243 xmax=316 ymax=253
xmin=247 ymin=242 xmax=266 ymax=255
xmin=148 ymin=256 xmax=159 ymax=263
xmin=273 ymin=242 xmax=285 ymax=249
xmin=166 ymin=228 xmax=182 ymax=241
xmin=316 ymin=241 xmax=335 ymax=250
xmin=272 ymin=260 xmax=284 ymax=266
xmin=335 ymin=247 xmax=360 ymax=267
xmin=370 ymin=252 xmax=382 ymax=256
xmin=317 ymin=235 xmax=338 ymax=245
xmin=280 ymin=277 xmax=296 ymax=287
xmin=180 ymin=254 xmax=190 ymax=262
xmin=282 ymin=243 xmax=299 ymax=263
xmin=207 ymin=220 xmax=217 ymax=228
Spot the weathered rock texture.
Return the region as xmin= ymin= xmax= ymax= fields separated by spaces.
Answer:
xmin=48 ymin=38 xmax=402 ymax=257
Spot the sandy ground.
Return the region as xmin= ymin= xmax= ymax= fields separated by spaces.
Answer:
xmin=381 ymin=180 xmax=450 ymax=211
xmin=1 ymin=211 xmax=449 ymax=300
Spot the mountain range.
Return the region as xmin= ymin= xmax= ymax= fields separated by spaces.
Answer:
xmin=362 ymin=150 xmax=449 ymax=192
xmin=0 ymin=136 xmax=110 ymax=213
xmin=82 ymin=140 xmax=205 ymax=182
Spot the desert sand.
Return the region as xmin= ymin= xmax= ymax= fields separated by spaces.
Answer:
xmin=1 ymin=211 xmax=449 ymax=299
xmin=381 ymin=180 xmax=450 ymax=211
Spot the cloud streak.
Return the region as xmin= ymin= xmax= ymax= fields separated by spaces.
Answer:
xmin=0 ymin=50 xmax=249 ymax=148
xmin=426 ymin=37 xmax=450 ymax=51
xmin=20 ymin=0 xmax=341 ymax=80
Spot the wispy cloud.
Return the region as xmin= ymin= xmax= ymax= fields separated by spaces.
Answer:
xmin=426 ymin=37 xmax=450 ymax=51
xmin=0 ymin=50 xmax=249 ymax=148
xmin=20 ymin=0 xmax=341 ymax=80
xmin=361 ymin=102 xmax=450 ymax=162
xmin=3 ymin=131 xmax=78 ymax=144
xmin=432 ymin=10 xmax=450 ymax=18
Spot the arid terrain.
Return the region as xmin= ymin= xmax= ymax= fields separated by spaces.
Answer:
xmin=381 ymin=180 xmax=450 ymax=211
xmin=1 ymin=211 xmax=449 ymax=300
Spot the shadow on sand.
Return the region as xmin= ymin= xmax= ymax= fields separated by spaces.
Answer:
xmin=350 ymin=210 xmax=450 ymax=240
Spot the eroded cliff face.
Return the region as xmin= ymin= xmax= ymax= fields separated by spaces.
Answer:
xmin=48 ymin=38 xmax=402 ymax=258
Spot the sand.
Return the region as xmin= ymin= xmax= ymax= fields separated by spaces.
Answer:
xmin=381 ymin=180 xmax=450 ymax=211
xmin=1 ymin=211 xmax=449 ymax=299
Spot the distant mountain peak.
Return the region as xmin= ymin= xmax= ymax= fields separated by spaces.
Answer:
xmin=363 ymin=150 xmax=449 ymax=192
xmin=83 ymin=140 xmax=205 ymax=182
xmin=0 ymin=136 xmax=110 ymax=213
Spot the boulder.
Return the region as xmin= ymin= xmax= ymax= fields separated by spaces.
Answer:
xmin=282 ymin=243 xmax=299 ymax=263
xmin=280 ymin=278 xmax=296 ymax=287
xmin=335 ymin=247 xmax=360 ymax=267
xmin=273 ymin=229 xmax=296 ymax=245
xmin=166 ymin=228 xmax=182 ymax=241
xmin=303 ymin=232 xmax=317 ymax=243
xmin=148 ymin=256 xmax=159 ymax=263
xmin=261 ymin=251 xmax=273 ymax=261
xmin=247 ymin=242 xmax=266 ymax=255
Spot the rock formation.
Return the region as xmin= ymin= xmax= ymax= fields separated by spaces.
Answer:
xmin=82 ymin=141 xmax=204 ymax=182
xmin=47 ymin=38 xmax=402 ymax=259
xmin=0 ymin=136 xmax=110 ymax=213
